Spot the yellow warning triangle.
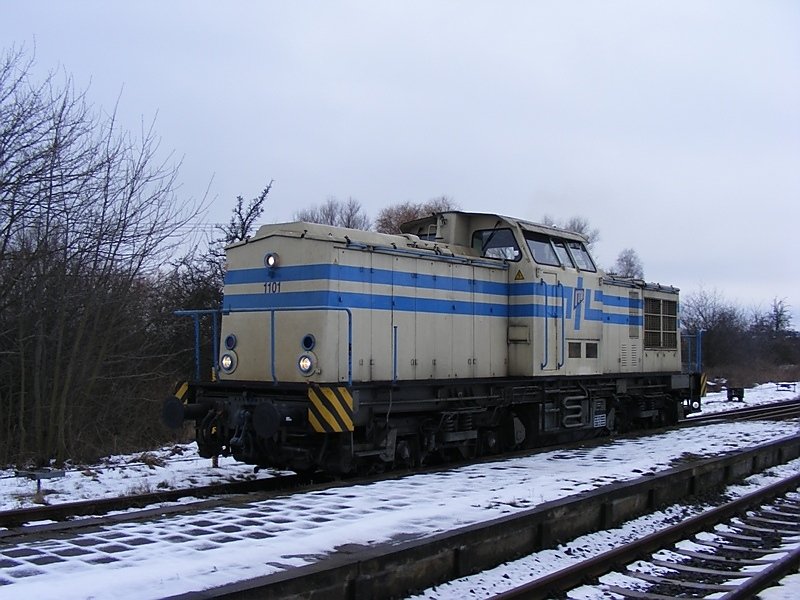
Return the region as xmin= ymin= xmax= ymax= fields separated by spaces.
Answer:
xmin=514 ymin=270 xmax=525 ymax=281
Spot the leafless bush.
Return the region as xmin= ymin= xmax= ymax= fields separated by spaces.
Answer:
xmin=0 ymin=46 xmax=199 ymax=466
xmin=373 ymin=195 xmax=458 ymax=233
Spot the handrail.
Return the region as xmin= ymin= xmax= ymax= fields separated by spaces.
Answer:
xmin=557 ymin=282 xmax=565 ymax=369
xmin=174 ymin=309 xmax=221 ymax=381
xmin=695 ymin=330 xmax=704 ymax=373
xmin=342 ymin=238 xmax=509 ymax=270
xmin=540 ymin=280 xmax=549 ymax=370
xmin=392 ymin=325 xmax=398 ymax=384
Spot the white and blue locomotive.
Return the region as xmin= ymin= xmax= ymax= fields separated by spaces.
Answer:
xmin=165 ymin=211 xmax=702 ymax=473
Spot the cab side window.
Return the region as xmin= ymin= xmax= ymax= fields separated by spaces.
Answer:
xmin=567 ymin=241 xmax=596 ymax=272
xmin=553 ymin=240 xmax=575 ymax=268
xmin=471 ymin=228 xmax=521 ymax=261
xmin=525 ymin=233 xmax=560 ymax=267
xmin=524 ymin=232 xmax=597 ymax=271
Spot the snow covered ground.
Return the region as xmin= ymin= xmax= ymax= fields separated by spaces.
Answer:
xmin=0 ymin=382 xmax=797 ymax=599
xmin=689 ymin=380 xmax=799 ymax=416
xmin=0 ymin=445 xmax=289 ymax=513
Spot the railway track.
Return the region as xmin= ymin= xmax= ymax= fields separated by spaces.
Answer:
xmin=685 ymin=397 xmax=800 ymax=425
xmin=0 ymin=472 xmax=319 ymax=531
xmin=493 ymin=473 xmax=800 ymax=599
xmin=2 ymin=397 xmax=797 ymax=532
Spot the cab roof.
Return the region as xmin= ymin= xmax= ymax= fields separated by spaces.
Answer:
xmin=400 ymin=211 xmax=590 ymax=244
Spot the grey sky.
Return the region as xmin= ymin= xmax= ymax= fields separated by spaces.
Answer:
xmin=3 ymin=1 xmax=799 ymax=323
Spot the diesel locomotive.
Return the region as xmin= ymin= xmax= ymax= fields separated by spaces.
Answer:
xmin=164 ymin=211 xmax=703 ymax=473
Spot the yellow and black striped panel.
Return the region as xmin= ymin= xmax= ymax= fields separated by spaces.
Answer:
xmin=174 ymin=381 xmax=189 ymax=404
xmin=700 ymin=372 xmax=708 ymax=397
xmin=308 ymin=384 xmax=354 ymax=433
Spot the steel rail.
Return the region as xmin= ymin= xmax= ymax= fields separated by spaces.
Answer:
xmin=0 ymin=472 xmax=311 ymax=531
xmin=719 ymin=543 xmax=800 ymax=600
xmin=684 ymin=397 xmax=800 ymax=424
xmin=492 ymin=472 xmax=800 ymax=600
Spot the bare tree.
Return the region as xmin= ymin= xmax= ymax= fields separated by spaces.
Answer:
xmin=0 ymin=47 xmax=198 ymax=465
xmin=680 ymin=289 xmax=745 ymax=333
xmin=767 ymin=297 xmax=792 ymax=333
xmin=609 ymin=248 xmax=644 ymax=278
xmin=541 ymin=214 xmax=600 ymax=248
xmin=751 ymin=297 xmax=793 ymax=335
xmin=220 ymin=181 xmax=273 ymax=244
xmin=203 ymin=181 xmax=274 ymax=283
xmin=680 ymin=289 xmax=750 ymax=369
xmin=337 ymin=197 xmax=371 ymax=229
xmin=374 ymin=195 xmax=459 ymax=233
xmin=294 ymin=196 xmax=370 ymax=230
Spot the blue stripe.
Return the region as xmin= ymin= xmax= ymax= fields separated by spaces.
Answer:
xmin=226 ymin=264 xmax=510 ymax=296
xmin=596 ymin=290 xmax=644 ymax=309
xmin=586 ymin=291 xmax=604 ymax=323
xmin=508 ymin=303 xmax=553 ymax=318
xmin=226 ymin=264 xmax=334 ymax=284
xmin=605 ymin=313 xmax=643 ymax=326
xmin=224 ymin=291 xmax=510 ymax=317
xmin=508 ymin=282 xmax=549 ymax=296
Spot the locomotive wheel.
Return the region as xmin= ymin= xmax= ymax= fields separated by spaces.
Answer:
xmin=393 ymin=438 xmax=417 ymax=469
xmin=478 ymin=428 xmax=501 ymax=455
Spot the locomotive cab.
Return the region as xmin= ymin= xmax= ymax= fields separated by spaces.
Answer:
xmin=402 ymin=212 xmax=605 ymax=379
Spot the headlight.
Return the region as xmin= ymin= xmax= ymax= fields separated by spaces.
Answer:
xmin=220 ymin=352 xmax=237 ymax=373
xmin=264 ymin=252 xmax=279 ymax=268
xmin=301 ymin=334 xmax=315 ymax=351
xmin=298 ymin=354 xmax=314 ymax=375
xmin=224 ymin=334 xmax=237 ymax=350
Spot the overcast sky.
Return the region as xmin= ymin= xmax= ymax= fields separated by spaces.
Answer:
xmin=3 ymin=1 xmax=799 ymax=323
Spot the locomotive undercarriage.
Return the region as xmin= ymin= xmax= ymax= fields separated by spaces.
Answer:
xmin=185 ymin=374 xmax=686 ymax=475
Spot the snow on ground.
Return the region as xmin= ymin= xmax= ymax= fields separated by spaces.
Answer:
xmin=0 ymin=445 xmax=290 ymax=512
xmin=690 ymin=381 xmax=799 ymax=416
xmin=0 ymin=382 xmax=797 ymax=600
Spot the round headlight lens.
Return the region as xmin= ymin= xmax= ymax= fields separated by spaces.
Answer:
xmin=264 ymin=252 xmax=279 ymax=268
xmin=220 ymin=352 xmax=237 ymax=373
xmin=298 ymin=354 xmax=313 ymax=375
xmin=301 ymin=334 xmax=315 ymax=351
xmin=224 ymin=334 xmax=237 ymax=350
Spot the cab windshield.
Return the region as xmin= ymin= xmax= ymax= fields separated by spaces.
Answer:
xmin=524 ymin=232 xmax=596 ymax=271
